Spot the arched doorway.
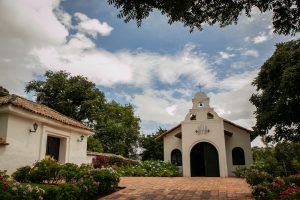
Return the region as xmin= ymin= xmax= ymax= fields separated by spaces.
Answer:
xmin=190 ymin=142 xmax=220 ymax=177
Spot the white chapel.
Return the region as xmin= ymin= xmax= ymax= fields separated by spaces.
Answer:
xmin=157 ymin=92 xmax=253 ymax=177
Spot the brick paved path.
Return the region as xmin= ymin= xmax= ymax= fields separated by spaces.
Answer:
xmin=101 ymin=177 xmax=253 ymax=200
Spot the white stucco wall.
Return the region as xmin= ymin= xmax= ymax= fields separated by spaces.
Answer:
xmin=224 ymin=122 xmax=252 ymax=176
xmin=163 ymin=126 xmax=182 ymax=163
xmin=181 ymin=119 xmax=228 ymax=177
xmin=0 ymin=105 xmax=92 ymax=174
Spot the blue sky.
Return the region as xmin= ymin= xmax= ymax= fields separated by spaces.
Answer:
xmin=0 ymin=0 xmax=299 ymax=147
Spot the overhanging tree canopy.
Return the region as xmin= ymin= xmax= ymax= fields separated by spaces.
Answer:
xmin=108 ymin=0 xmax=300 ymax=35
xmin=250 ymin=39 xmax=300 ymax=142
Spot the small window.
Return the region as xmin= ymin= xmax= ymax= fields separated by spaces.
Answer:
xmin=190 ymin=114 xmax=196 ymax=120
xmin=232 ymin=147 xmax=245 ymax=165
xmin=199 ymin=102 xmax=204 ymax=107
xmin=207 ymin=112 xmax=214 ymax=119
xmin=171 ymin=149 xmax=182 ymax=166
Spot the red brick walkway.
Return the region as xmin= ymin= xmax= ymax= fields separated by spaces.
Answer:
xmin=101 ymin=177 xmax=253 ymax=199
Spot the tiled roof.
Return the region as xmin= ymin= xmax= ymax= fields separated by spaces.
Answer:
xmin=0 ymin=95 xmax=92 ymax=131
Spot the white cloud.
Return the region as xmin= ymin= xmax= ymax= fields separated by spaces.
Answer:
xmin=219 ymin=51 xmax=235 ymax=59
xmin=122 ymin=70 xmax=258 ymax=132
xmin=231 ymin=61 xmax=250 ymax=69
xmin=125 ymin=89 xmax=191 ymax=124
xmin=244 ymin=37 xmax=250 ymax=42
xmin=0 ymin=0 xmax=68 ymax=94
xmin=33 ymin=43 xmax=217 ymax=87
xmin=67 ymin=33 xmax=96 ymax=49
xmin=0 ymin=0 xmax=262 ymax=146
xmin=215 ymin=51 xmax=236 ymax=64
xmin=165 ymin=105 xmax=177 ymax=116
xmin=253 ymin=34 xmax=268 ymax=44
xmin=217 ymin=70 xmax=258 ymax=91
xmin=74 ymin=12 xmax=113 ymax=37
xmin=252 ymin=27 xmax=274 ymax=44
xmin=242 ymin=49 xmax=259 ymax=57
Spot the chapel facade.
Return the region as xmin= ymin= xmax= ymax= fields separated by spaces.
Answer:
xmin=157 ymin=92 xmax=253 ymax=177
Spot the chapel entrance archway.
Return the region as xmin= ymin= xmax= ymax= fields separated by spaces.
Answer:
xmin=190 ymin=142 xmax=220 ymax=177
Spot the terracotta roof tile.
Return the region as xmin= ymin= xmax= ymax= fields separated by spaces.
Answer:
xmin=0 ymin=95 xmax=92 ymax=131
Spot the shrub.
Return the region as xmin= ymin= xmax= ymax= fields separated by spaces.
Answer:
xmin=108 ymin=156 xmax=123 ymax=167
xmin=0 ymin=170 xmax=13 ymax=199
xmin=29 ymin=159 xmax=61 ymax=184
xmin=12 ymin=166 xmax=31 ymax=182
xmin=90 ymin=168 xmax=120 ymax=194
xmin=117 ymin=160 xmax=179 ymax=177
xmin=245 ymin=168 xmax=273 ymax=186
xmin=10 ymin=182 xmax=46 ymax=200
xmin=74 ymin=176 xmax=99 ymax=199
xmin=59 ymin=163 xmax=80 ymax=183
xmin=7 ymin=160 xmax=121 ymax=199
xmin=93 ymin=155 xmax=109 ymax=168
xmin=92 ymin=154 xmax=138 ymax=169
xmin=233 ymin=166 xmax=248 ymax=178
xmin=245 ymin=166 xmax=300 ymax=200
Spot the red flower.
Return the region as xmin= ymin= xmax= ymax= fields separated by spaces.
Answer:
xmin=272 ymin=182 xmax=281 ymax=188
xmin=280 ymin=187 xmax=300 ymax=198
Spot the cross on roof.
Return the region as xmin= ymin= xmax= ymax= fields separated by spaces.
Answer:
xmin=197 ymin=83 xmax=203 ymax=91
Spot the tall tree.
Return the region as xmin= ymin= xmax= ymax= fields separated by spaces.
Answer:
xmin=250 ymin=39 xmax=300 ymax=142
xmin=139 ymin=128 xmax=165 ymax=161
xmin=25 ymin=70 xmax=105 ymax=127
xmin=87 ymin=136 xmax=104 ymax=153
xmin=26 ymin=70 xmax=141 ymax=157
xmin=108 ymin=0 xmax=300 ymax=35
xmin=95 ymin=101 xmax=140 ymax=157
xmin=0 ymin=86 xmax=9 ymax=97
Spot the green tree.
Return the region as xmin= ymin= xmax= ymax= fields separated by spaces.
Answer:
xmin=252 ymin=146 xmax=281 ymax=175
xmin=252 ymin=142 xmax=300 ymax=175
xmin=25 ymin=70 xmax=105 ymax=126
xmin=108 ymin=0 xmax=300 ymax=35
xmin=139 ymin=128 xmax=165 ymax=161
xmin=0 ymin=86 xmax=9 ymax=97
xmin=87 ymin=136 xmax=103 ymax=153
xmin=274 ymin=142 xmax=300 ymax=174
xmin=26 ymin=70 xmax=141 ymax=157
xmin=250 ymin=39 xmax=300 ymax=142
xmin=95 ymin=101 xmax=140 ymax=157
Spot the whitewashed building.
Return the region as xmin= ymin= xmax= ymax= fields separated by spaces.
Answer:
xmin=0 ymin=95 xmax=93 ymax=174
xmin=157 ymin=92 xmax=253 ymax=177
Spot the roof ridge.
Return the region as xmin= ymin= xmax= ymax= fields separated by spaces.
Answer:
xmin=19 ymin=95 xmax=89 ymax=126
xmin=0 ymin=94 xmax=92 ymax=131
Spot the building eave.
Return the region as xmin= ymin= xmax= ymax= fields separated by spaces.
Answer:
xmin=222 ymin=118 xmax=253 ymax=134
xmin=156 ymin=123 xmax=182 ymax=140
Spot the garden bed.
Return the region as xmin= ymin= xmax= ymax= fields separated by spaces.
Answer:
xmin=234 ymin=166 xmax=300 ymax=199
xmin=0 ymin=159 xmax=120 ymax=200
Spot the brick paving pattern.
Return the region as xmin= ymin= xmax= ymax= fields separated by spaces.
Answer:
xmin=101 ymin=177 xmax=253 ymax=200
